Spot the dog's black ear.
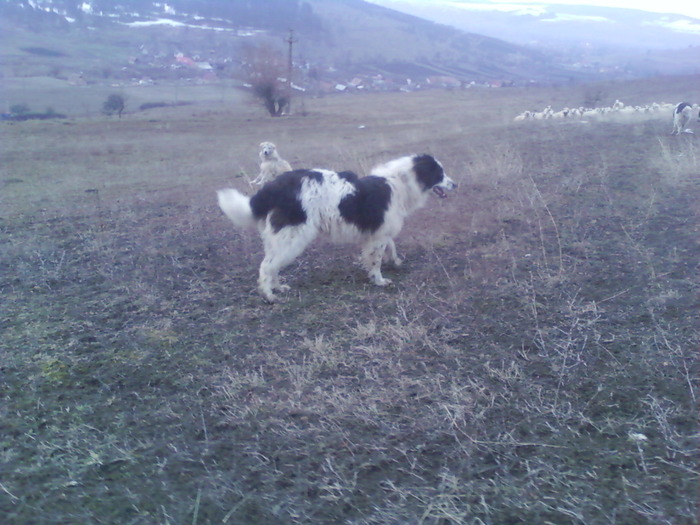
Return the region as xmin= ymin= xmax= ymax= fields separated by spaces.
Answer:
xmin=413 ymin=154 xmax=444 ymax=191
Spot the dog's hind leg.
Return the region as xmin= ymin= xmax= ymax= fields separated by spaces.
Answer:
xmin=258 ymin=226 xmax=315 ymax=302
xmin=258 ymin=256 xmax=288 ymax=302
xmin=361 ymin=240 xmax=392 ymax=286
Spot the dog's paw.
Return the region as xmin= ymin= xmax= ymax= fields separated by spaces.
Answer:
xmin=374 ymin=277 xmax=393 ymax=287
xmin=261 ymin=291 xmax=277 ymax=303
xmin=392 ymin=257 xmax=403 ymax=267
xmin=260 ymin=284 xmax=290 ymax=303
xmin=259 ymin=287 xmax=278 ymax=303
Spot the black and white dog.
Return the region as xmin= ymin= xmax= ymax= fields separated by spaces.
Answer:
xmin=672 ymin=102 xmax=699 ymax=135
xmin=218 ymin=154 xmax=456 ymax=302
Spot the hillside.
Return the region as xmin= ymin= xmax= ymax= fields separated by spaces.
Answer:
xmin=370 ymin=0 xmax=700 ymax=76
xmin=0 ymin=0 xmax=590 ymax=86
xmin=372 ymin=0 xmax=700 ymax=49
xmin=302 ymin=0 xmax=569 ymax=82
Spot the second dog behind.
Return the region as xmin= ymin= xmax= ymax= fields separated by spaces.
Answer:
xmin=672 ymin=102 xmax=699 ymax=135
xmin=252 ymin=142 xmax=292 ymax=185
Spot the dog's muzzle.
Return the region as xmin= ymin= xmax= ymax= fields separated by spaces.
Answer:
xmin=433 ymin=179 xmax=457 ymax=199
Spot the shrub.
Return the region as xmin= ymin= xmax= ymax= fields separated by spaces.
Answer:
xmin=241 ymin=44 xmax=289 ymax=117
xmin=10 ymin=103 xmax=30 ymax=115
xmin=103 ymin=94 xmax=125 ymax=118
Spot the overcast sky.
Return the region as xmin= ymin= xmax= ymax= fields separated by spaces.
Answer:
xmin=367 ymin=0 xmax=700 ymax=20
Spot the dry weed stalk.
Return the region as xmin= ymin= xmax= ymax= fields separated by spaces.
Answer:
xmin=655 ymin=137 xmax=699 ymax=184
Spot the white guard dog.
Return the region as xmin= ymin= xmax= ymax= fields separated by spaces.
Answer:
xmin=218 ymin=154 xmax=457 ymax=302
xmin=672 ymin=102 xmax=699 ymax=135
xmin=252 ymin=142 xmax=292 ymax=185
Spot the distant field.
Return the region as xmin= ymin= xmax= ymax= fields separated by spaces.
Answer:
xmin=2 ymin=76 xmax=247 ymax=118
xmin=1 ymin=77 xmax=698 ymax=524
xmin=3 ymin=72 xmax=698 ymax=120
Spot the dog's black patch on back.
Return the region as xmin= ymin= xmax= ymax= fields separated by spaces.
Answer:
xmin=338 ymin=170 xmax=360 ymax=184
xmin=412 ymin=154 xmax=445 ymax=191
xmin=676 ymin=102 xmax=691 ymax=114
xmin=250 ymin=169 xmax=323 ymax=232
xmin=338 ymin=174 xmax=392 ymax=233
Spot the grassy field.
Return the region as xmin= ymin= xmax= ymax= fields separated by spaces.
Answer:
xmin=1 ymin=77 xmax=698 ymax=524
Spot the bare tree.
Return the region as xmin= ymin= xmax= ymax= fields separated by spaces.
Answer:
xmin=103 ymin=94 xmax=125 ymax=118
xmin=242 ymin=44 xmax=289 ymax=117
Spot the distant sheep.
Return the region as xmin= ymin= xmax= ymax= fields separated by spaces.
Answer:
xmin=514 ymin=110 xmax=532 ymax=121
xmin=513 ymin=100 xmax=685 ymax=130
xmin=252 ymin=142 xmax=292 ymax=186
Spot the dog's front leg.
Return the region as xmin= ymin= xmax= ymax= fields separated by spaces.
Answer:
xmin=383 ymin=239 xmax=403 ymax=267
xmin=362 ymin=241 xmax=392 ymax=286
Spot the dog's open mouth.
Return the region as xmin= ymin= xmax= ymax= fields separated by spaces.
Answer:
xmin=433 ymin=186 xmax=448 ymax=199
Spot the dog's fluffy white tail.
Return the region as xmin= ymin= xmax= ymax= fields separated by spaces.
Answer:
xmin=217 ymin=188 xmax=256 ymax=230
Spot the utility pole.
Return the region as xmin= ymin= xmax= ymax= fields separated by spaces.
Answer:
xmin=285 ymin=29 xmax=297 ymax=114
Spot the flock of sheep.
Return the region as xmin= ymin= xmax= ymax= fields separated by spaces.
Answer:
xmin=514 ymin=100 xmax=699 ymax=135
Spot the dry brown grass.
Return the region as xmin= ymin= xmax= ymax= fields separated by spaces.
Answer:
xmin=1 ymin=77 xmax=698 ymax=524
